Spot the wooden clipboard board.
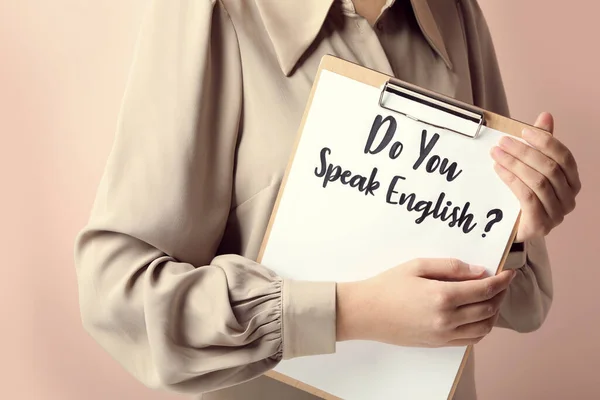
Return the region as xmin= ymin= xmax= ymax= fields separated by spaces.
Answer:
xmin=256 ymin=54 xmax=546 ymax=400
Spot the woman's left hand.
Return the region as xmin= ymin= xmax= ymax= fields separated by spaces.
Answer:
xmin=491 ymin=112 xmax=581 ymax=242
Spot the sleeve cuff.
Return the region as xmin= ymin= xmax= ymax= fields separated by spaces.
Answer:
xmin=281 ymin=279 xmax=336 ymax=360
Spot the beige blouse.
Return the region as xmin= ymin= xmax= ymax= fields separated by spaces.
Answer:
xmin=74 ymin=0 xmax=553 ymax=399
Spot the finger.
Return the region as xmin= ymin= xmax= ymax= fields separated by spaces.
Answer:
xmin=443 ymin=337 xmax=486 ymax=347
xmin=451 ymin=290 xmax=507 ymax=327
xmin=452 ymin=314 xmax=498 ymax=340
xmin=410 ymin=258 xmax=486 ymax=281
xmin=492 ymin=162 xmax=555 ymax=234
xmin=534 ymin=111 xmax=554 ymax=133
xmin=446 ymin=269 xmax=515 ymax=306
xmin=521 ymin=127 xmax=581 ymax=195
xmin=491 ymin=146 xmax=565 ymax=223
xmin=497 ymin=136 xmax=576 ymax=214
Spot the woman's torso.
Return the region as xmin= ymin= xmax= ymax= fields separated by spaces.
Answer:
xmin=206 ymin=0 xmax=506 ymax=398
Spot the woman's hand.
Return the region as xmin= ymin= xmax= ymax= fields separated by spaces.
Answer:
xmin=491 ymin=112 xmax=581 ymax=242
xmin=336 ymin=259 xmax=515 ymax=347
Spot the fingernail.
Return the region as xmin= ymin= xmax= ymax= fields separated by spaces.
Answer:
xmin=490 ymin=146 xmax=505 ymax=157
xmin=510 ymin=270 xmax=517 ymax=281
xmin=498 ymin=136 xmax=514 ymax=149
xmin=469 ymin=265 xmax=486 ymax=274
xmin=522 ymin=128 xmax=535 ymax=139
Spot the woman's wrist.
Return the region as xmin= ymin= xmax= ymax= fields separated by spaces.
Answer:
xmin=336 ymin=280 xmax=370 ymax=342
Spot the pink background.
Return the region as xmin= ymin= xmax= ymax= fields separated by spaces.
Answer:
xmin=1 ymin=1 xmax=598 ymax=399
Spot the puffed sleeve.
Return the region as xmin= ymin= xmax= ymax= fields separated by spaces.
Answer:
xmin=459 ymin=0 xmax=553 ymax=332
xmin=74 ymin=0 xmax=336 ymax=395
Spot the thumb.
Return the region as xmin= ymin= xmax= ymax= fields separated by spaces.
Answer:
xmin=534 ymin=111 xmax=554 ymax=134
xmin=411 ymin=258 xmax=487 ymax=281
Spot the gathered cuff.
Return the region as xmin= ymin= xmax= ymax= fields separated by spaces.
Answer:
xmin=281 ymin=279 xmax=337 ymax=360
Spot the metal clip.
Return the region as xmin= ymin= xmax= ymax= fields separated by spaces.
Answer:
xmin=378 ymin=80 xmax=485 ymax=139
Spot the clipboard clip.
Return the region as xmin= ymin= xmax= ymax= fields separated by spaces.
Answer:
xmin=378 ymin=79 xmax=486 ymax=139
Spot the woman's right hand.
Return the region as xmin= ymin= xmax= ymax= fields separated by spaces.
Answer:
xmin=336 ymin=258 xmax=516 ymax=347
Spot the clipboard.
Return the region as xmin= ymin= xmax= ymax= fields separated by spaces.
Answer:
xmin=256 ymin=55 xmax=543 ymax=400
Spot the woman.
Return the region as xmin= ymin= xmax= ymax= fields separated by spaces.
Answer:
xmin=74 ymin=0 xmax=580 ymax=399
